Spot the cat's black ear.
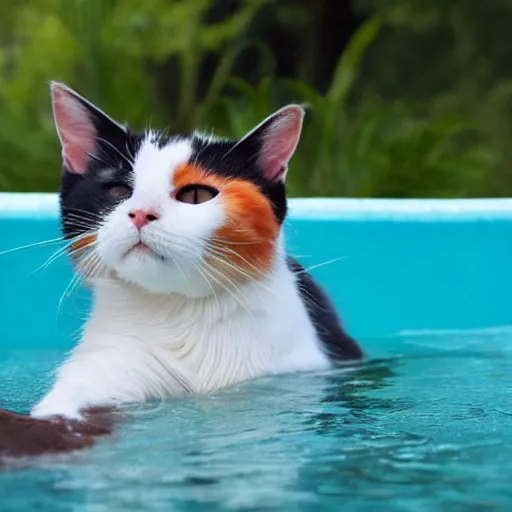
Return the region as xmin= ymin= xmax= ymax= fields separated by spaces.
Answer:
xmin=236 ymin=105 xmax=304 ymax=183
xmin=51 ymin=82 xmax=127 ymax=174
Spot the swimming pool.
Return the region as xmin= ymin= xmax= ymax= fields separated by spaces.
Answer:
xmin=1 ymin=194 xmax=512 ymax=510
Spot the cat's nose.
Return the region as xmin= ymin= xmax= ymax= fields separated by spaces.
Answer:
xmin=128 ymin=209 xmax=159 ymax=230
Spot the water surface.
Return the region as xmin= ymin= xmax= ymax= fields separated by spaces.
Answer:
xmin=1 ymin=328 xmax=512 ymax=511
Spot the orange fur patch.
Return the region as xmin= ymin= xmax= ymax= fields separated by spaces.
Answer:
xmin=173 ymin=164 xmax=280 ymax=283
xmin=69 ymin=233 xmax=98 ymax=280
xmin=70 ymin=233 xmax=97 ymax=254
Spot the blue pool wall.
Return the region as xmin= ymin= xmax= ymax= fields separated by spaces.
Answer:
xmin=1 ymin=193 xmax=511 ymax=350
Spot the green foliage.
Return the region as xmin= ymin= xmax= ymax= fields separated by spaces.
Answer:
xmin=355 ymin=0 xmax=512 ymax=195
xmin=220 ymin=82 xmax=496 ymax=198
xmin=216 ymin=19 xmax=496 ymax=197
xmin=0 ymin=0 xmax=270 ymax=192
xmin=0 ymin=0 xmax=505 ymax=198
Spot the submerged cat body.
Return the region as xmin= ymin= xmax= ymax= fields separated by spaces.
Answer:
xmin=32 ymin=83 xmax=362 ymax=420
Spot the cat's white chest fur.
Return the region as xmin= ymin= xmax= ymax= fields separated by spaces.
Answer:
xmin=32 ymin=261 xmax=331 ymax=419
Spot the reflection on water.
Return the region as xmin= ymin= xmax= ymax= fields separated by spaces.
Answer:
xmin=1 ymin=328 xmax=512 ymax=511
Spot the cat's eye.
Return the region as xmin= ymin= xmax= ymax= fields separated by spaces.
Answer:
xmin=106 ymin=184 xmax=132 ymax=200
xmin=175 ymin=185 xmax=218 ymax=204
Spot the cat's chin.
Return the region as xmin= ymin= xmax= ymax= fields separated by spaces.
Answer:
xmin=109 ymin=258 xmax=214 ymax=298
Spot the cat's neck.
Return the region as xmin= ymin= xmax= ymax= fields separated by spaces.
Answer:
xmin=86 ymin=253 xmax=289 ymax=336
xmin=78 ymin=253 xmax=325 ymax=389
xmin=91 ymin=276 xmax=262 ymax=324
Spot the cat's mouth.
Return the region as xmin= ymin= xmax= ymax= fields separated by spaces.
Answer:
xmin=124 ymin=241 xmax=156 ymax=257
xmin=124 ymin=241 xmax=163 ymax=260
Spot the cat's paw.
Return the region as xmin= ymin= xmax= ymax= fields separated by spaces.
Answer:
xmin=0 ymin=407 xmax=118 ymax=461
xmin=0 ymin=409 xmax=95 ymax=459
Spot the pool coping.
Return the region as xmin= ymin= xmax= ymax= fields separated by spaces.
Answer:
xmin=2 ymin=192 xmax=512 ymax=221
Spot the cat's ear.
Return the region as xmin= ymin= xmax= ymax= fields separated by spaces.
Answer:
xmin=236 ymin=105 xmax=304 ymax=182
xmin=51 ymin=81 xmax=127 ymax=174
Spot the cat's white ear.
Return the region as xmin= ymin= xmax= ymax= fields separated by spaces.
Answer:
xmin=238 ymin=105 xmax=304 ymax=182
xmin=51 ymin=82 xmax=126 ymax=174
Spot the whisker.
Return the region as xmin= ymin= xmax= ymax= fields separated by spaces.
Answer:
xmin=57 ymin=271 xmax=83 ymax=316
xmin=73 ymin=249 xmax=103 ymax=286
xmin=86 ymin=151 xmax=110 ymax=167
xmin=296 ymin=282 xmax=331 ymax=314
xmin=96 ymin=136 xmax=134 ymax=167
xmin=205 ymin=251 xmax=279 ymax=311
xmin=30 ymin=242 xmax=74 ymax=276
xmin=81 ymin=251 xmax=104 ymax=282
xmin=208 ymin=247 xmax=270 ymax=308
xmin=64 ymin=206 xmax=104 ymax=217
xmin=207 ymin=237 xmax=261 ymax=247
xmin=208 ymin=235 xmax=285 ymax=255
xmin=0 ymin=236 xmax=65 ymax=257
xmin=62 ymin=220 xmax=99 ymax=232
xmin=190 ymin=260 xmax=220 ymax=318
xmin=205 ymin=248 xmax=276 ymax=297
xmin=303 ymin=256 xmax=347 ymax=274
xmin=55 ymin=238 xmax=104 ymax=314
xmin=201 ymin=259 xmax=255 ymax=321
xmin=63 ymin=216 xmax=100 ymax=225
xmin=148 ymin=232 xmax=200 ymax=259
xmin=62 ymin=226 xmax=97 ymax=237
xmin=63 ymin=211 xmax=102 ymax=222
xmin=125 ymin=141 xmax=135 ymax=162
xmin=206 ymin=242 xmax=270 ymax=281
xmin=63 ymin=214 xmax=104 ymax=225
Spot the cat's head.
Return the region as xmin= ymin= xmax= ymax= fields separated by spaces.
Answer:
xmin=52 ymin=82 xmax=303 ymax=296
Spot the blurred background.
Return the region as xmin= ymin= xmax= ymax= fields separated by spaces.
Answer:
xmin=0 ymin=0 xmax=510 ymax=198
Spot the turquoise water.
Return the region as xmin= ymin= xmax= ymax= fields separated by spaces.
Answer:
xmin=1 ymin=328 xmax=512 ymax=511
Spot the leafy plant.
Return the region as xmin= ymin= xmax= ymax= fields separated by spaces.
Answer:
xmin=214 ymin=18 xmax=496 ymax=197
xmin=0 ymin=0 xmax=502 ymax=198
xmin=0 ymin=0 xmax=269 ymax=192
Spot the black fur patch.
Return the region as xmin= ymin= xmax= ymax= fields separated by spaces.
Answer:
xmin=60 ymin=123 xmax=142 ymax=240
xmin=287 ymin=256 xmax=363 ymax=362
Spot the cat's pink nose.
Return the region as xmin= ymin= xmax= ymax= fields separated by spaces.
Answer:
xmin=128 ymin=209 xmax=159 ymax=230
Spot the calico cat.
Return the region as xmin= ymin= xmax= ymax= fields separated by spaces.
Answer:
xmin=30 ymin=82 xmax=363 ymax=420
